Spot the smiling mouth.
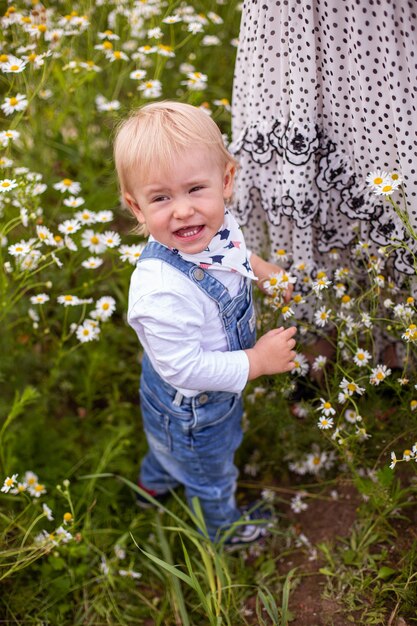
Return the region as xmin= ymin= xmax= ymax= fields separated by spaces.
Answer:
xmin=174 ymin=225 xmax=204 ymax=239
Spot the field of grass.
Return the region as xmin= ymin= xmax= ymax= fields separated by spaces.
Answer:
xmin=1 ymin=1 xmax=416 ymax=624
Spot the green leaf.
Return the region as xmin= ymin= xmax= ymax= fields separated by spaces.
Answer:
xmin=377 ymin=566 xmax=397 ymax=580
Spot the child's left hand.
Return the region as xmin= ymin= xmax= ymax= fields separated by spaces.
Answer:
xmin=250 ymin=254 xmax=293 ymax=302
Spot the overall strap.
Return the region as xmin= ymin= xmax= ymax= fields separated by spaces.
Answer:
xmin=138 ymin=241 xmax=234 ymax=311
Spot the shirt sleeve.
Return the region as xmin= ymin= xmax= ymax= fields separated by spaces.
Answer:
xmin=128 ymin=288 xmax=250 ymax=394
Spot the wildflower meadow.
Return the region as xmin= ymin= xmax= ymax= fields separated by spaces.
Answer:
xmin=1 ymin=1 xmax=416 ymax=624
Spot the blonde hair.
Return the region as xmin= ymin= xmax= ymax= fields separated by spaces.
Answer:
xmin=113 ymin=101 xmax=237 ymax=234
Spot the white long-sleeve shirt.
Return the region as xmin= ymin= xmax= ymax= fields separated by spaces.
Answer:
xmin=127 ymin=258 xmax=250 ymax=397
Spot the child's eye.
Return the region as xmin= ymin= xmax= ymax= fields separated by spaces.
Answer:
xmin=190 ymin=186 xmax=204 ymax=193
xmin=152 ymin=195 xmax=168 ymax=202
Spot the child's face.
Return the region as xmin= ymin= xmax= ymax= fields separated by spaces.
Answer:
xmin=124 ymin=147 xmax=235 ymax=254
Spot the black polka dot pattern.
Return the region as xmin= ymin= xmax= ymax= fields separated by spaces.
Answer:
xmin=230 ymin=0 xmax=417 ymax=275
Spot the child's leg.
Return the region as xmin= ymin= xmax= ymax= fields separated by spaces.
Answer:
xmin=142 ymin=391 xmax=244 ymax=541
xmin=140 ymin=447 xmax=180 ymax=494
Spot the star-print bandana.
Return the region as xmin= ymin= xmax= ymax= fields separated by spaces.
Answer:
xmin=173 ymin=210 xmax=257 ymax=280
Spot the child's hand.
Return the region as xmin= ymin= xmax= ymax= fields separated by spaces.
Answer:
xmin=250 ymin=254 xmax=293 ymax=302
xmin=245 ymin=326 xmax=297 ymax=381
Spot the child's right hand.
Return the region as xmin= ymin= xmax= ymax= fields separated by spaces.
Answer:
xmin=245 ymin=326 xmax=297 ymax=381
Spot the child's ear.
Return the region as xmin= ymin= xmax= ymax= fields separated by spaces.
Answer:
xmin=223 ymin=162 xmax=236 ymax=199
xmin=124 ymin=192 xmax=146 ymax=224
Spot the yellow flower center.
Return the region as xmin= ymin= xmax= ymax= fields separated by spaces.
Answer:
xmin=5 ymin=478 xmax=14 ymax=486
xmin=64 ymin=295 xmax=73 ymax=301
xmin=90 ymin=236 xmax=99 ymax=244
xmin=376 ymin=371 xmax=384 ymax=380
xmin=323 ymin=402 xmax=331 ymax=410
xmin=63 ymin=178 xmax=72 ymax=186
xmin=10 ymin=65 xmax=20 ymax=71
xmin=391 ymin=173 xmax=399 ymax=180
xmin=347 ymin=383 xmax=356 ymax=392
xmin=382 ymin=185 xmax=392 ymax=193
xmin=313 ymin=456 xmax=320 ymax=465
xmin=113 ymin=51 xmax=122 ymax=59
xmin=102 ymin=303 xmax=109 ymax=310
xmin=103 ymin=41 xmax=113 ymax=50
xmin=317 ymin=271 xmax=327 ymax=279
xmin=404 ymin=449 xmax=411 ymax=456
xmin=0 ymin=54 xmax=9 ymax=63
xmin=1 ymin=181 xmax=11 ymax=188
xmin=34 ymin=484 xmax=44 ymax=492
xmin=37 ymin=24 xmax=47 ymax=32
xmin=373 ymin=177 xmax=383 ymax=184
xmin=277 ymin=248 xmax=286 ymax=256
xmin=269 ymin=277 xmax=277 ymax=286
xmin=406 ymin=297 xmax=414 ymax=304
xmin=282 ymin=306 xmax=289 ymax=314
xmin=293 ymin=294 xmax=302 ymax=303
xmin=357 ymin=353 xmax=365 ymax=360
xmin=320 ymin=312 xmax=328 ymax=319
xmin=10 ymin=97 xmax=19 ymax=106
xmin=341 ymin=295 xmax=351 ymax=303
xmin=63 ymin=512 xmax=73 ymax=522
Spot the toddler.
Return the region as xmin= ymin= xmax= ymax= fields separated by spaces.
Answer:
xmin=114 ymin=101 xmax=296 ymax=546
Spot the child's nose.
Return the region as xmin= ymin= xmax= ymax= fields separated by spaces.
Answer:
xmin=173 ymin=199 xmax=195 ymax=219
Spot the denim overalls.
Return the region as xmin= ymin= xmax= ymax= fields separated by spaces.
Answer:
xmin=137 ymin=241 xmax=256 ymax=541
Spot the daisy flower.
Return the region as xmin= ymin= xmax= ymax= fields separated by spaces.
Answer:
xmin=187 ymin=21 xmax=204 ymax=34
xmin=369 ymin=364 xmax=391 ymax=385
xmin=318 ymin=416 xmax=334 ymax=430
xmin=63 ymin=196 xmax=85 ymax=208
xmin=138 ymin=79 xmax=162 ymax=98
xmin=311 ymin=276 xmax=332 ymax=296
xmin=8 ymin=241 xmax=32 ymax=256
xmin=290 ymin=494 xmax=308 ymax=513
xmin=0 ymin=178 xmax=18 ymax=192
xmin=95 ymin=210 xmax=113 ymax=223
xmin=105 ymin=50 xmax=129 ymax=62
xmin=100 ymin=230 xmax=120 ymax=248
xmin=1 ymin=57 xmax=27 ymax=73
xmin=181 ymin=71 xmax=208 ymax=91
xmin=317 ymin=398 xmax=336 ymax=416
xmin=314 ymin=306 xmax=332 ymax=327
xmin=1 ymin=474 xmax=18 ymax=493
xmin=129 ymin=69 xmax=147 ymax=80
xmin=162 ymin=15 xmax=182 ymax=24
xmin=81 ymin=257 xmax=103 ymax=269
xmin=29 ymin=483 xmax=47 ymax=498
xmin=54 ymin=178 xmax=81 ymax=195
xmin=0 ymin=129 xmax=20 ymax=146
xmin=92 ymin=296 xmax=116 ymax=321
xmin=30 ymin=293 xmax=50 ymax=304
xmin=57 ymin=294 xmax=82 ymax=306
xmin=344 ymin=409 xmax=361 ymax=424
xmin=75 ymin=209 xmax=97 ymax=225
xmin=58 ymin=219 xmax=81 ymax=235
xmin=281 ymin=305 xmax=294 ymax=320
xmin=353 ymin=348 xmax=371 ymax=367
xmin=81 ymin=229 xmax=106 ymax=254
xmin=291 ymin=353 xmax=310 ymax=376
xmin=366 ymin=169 xmax=389 ymax=191
xmin=76 ymin=321 xmax=100 ymax=343
xmin=36 ymin=225 xmax=57 ymax=246
xmin=42 ymin=503 xmax=54 ymax=521
xmin=403 ymin=449 xmax=413 ymax=462
xmin=339 ymin=378 xmax=365 ymax=396
xmin=119 ymin=243 xmax=145 ymax=264
xmin=410 ymin=400 xmax=417 ymax=412
xmin=402 ymin=324 xmax=417 ymax=342
xmin=312 ymin=355 xmax=327 ymax=371
xmin=1 ymin=93 xmax=28 ymax=116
